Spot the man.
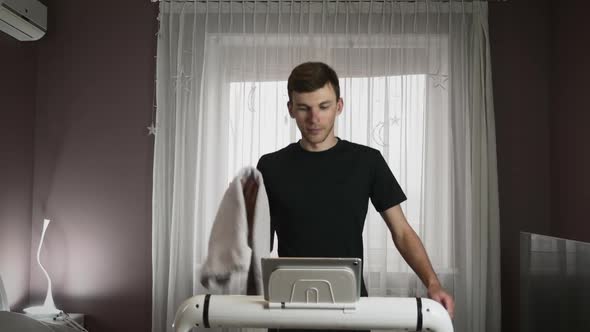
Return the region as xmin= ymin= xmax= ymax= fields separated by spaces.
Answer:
xmin=243 ymin=62 xmax=454 ymax=322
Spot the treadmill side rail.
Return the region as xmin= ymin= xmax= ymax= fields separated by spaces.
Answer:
xmin=173 ymin=295 xmax=453 ymax=332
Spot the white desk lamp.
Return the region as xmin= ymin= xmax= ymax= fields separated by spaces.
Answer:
xmin=24 ymin=219 xmax=61 ymax=315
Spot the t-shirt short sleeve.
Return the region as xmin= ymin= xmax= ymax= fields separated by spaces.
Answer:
xmin=369 ymin=151 xmax=407 ymax=212
xmin=256 ymin=155 xmax=266 ymax=173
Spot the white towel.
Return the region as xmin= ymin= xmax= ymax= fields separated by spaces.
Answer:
xmin=200 ymin=167 xmax=270 ymax=294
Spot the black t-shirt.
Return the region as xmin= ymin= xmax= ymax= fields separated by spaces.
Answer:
xmin=257 ymin=138 xmax=407 ymax=296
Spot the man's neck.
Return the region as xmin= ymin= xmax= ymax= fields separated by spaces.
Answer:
xmin=299 ymin=135 xmax=339 ymax=152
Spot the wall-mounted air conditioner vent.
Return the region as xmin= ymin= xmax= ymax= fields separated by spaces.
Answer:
xmin=0 ymin=0 xmax=47 ymax=41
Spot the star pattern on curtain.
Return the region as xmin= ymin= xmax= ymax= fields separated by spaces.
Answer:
xmin=429 ymin=73 xmax=448 ymax=90
xmin=147 ymin=123 xmax=157 ymax=136
xmin=171 ymin=68 xmax=193 ymax=93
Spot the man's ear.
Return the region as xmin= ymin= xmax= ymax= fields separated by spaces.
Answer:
xmin=336 ymin=97 xmax=344 ymax=115
xmin=287 ymin=101 xmax=295 ymax=118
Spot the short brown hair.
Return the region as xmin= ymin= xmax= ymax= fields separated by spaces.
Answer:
xmin=287 ymin=62 xmax=340 ymax=102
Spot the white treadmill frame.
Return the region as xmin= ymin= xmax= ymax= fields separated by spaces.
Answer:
xmin=173 ymin=258 xmax=453 ymax=332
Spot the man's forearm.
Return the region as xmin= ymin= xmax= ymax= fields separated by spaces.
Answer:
xmin=381 ymin=205 xmax=455 ymax=316
xmin=392 ymin=226 xmax=440 ymax=288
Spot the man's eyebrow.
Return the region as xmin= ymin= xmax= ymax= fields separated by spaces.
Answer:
xmin=294 ymin=100 xmax=333 ymax=108
xmin=294 ymin=103 xmax=311 ymax=108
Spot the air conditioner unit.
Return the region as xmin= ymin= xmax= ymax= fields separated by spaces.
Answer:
xmin=0 ymin=0 xmax=47 ymax=41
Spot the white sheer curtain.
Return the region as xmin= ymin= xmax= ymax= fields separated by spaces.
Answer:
xmin=152 ymin=1 xmax=501 ymax=332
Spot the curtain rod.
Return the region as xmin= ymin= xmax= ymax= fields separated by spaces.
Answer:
xmin=152 ymin=0 xmax=508 ymax=3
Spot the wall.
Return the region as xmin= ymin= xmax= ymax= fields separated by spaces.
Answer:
xmin=550 ymin=1 xmax=590 ymax=242
xmin=0 ymin=33 xmax=37 ymax=310
xmin=488 ymin=0 xmax=552 ymax=331
xmin=491 ymin=0 xmax=590 ymax=330
xmin=28 ymin=0 xmax=157 ymax=330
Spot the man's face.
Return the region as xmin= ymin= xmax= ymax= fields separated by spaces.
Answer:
xmin=288 ymin=83 xmax=343 ymax=148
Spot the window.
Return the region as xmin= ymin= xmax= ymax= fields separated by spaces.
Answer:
xmin=228 ymin=74 xmax=454 ymax=282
